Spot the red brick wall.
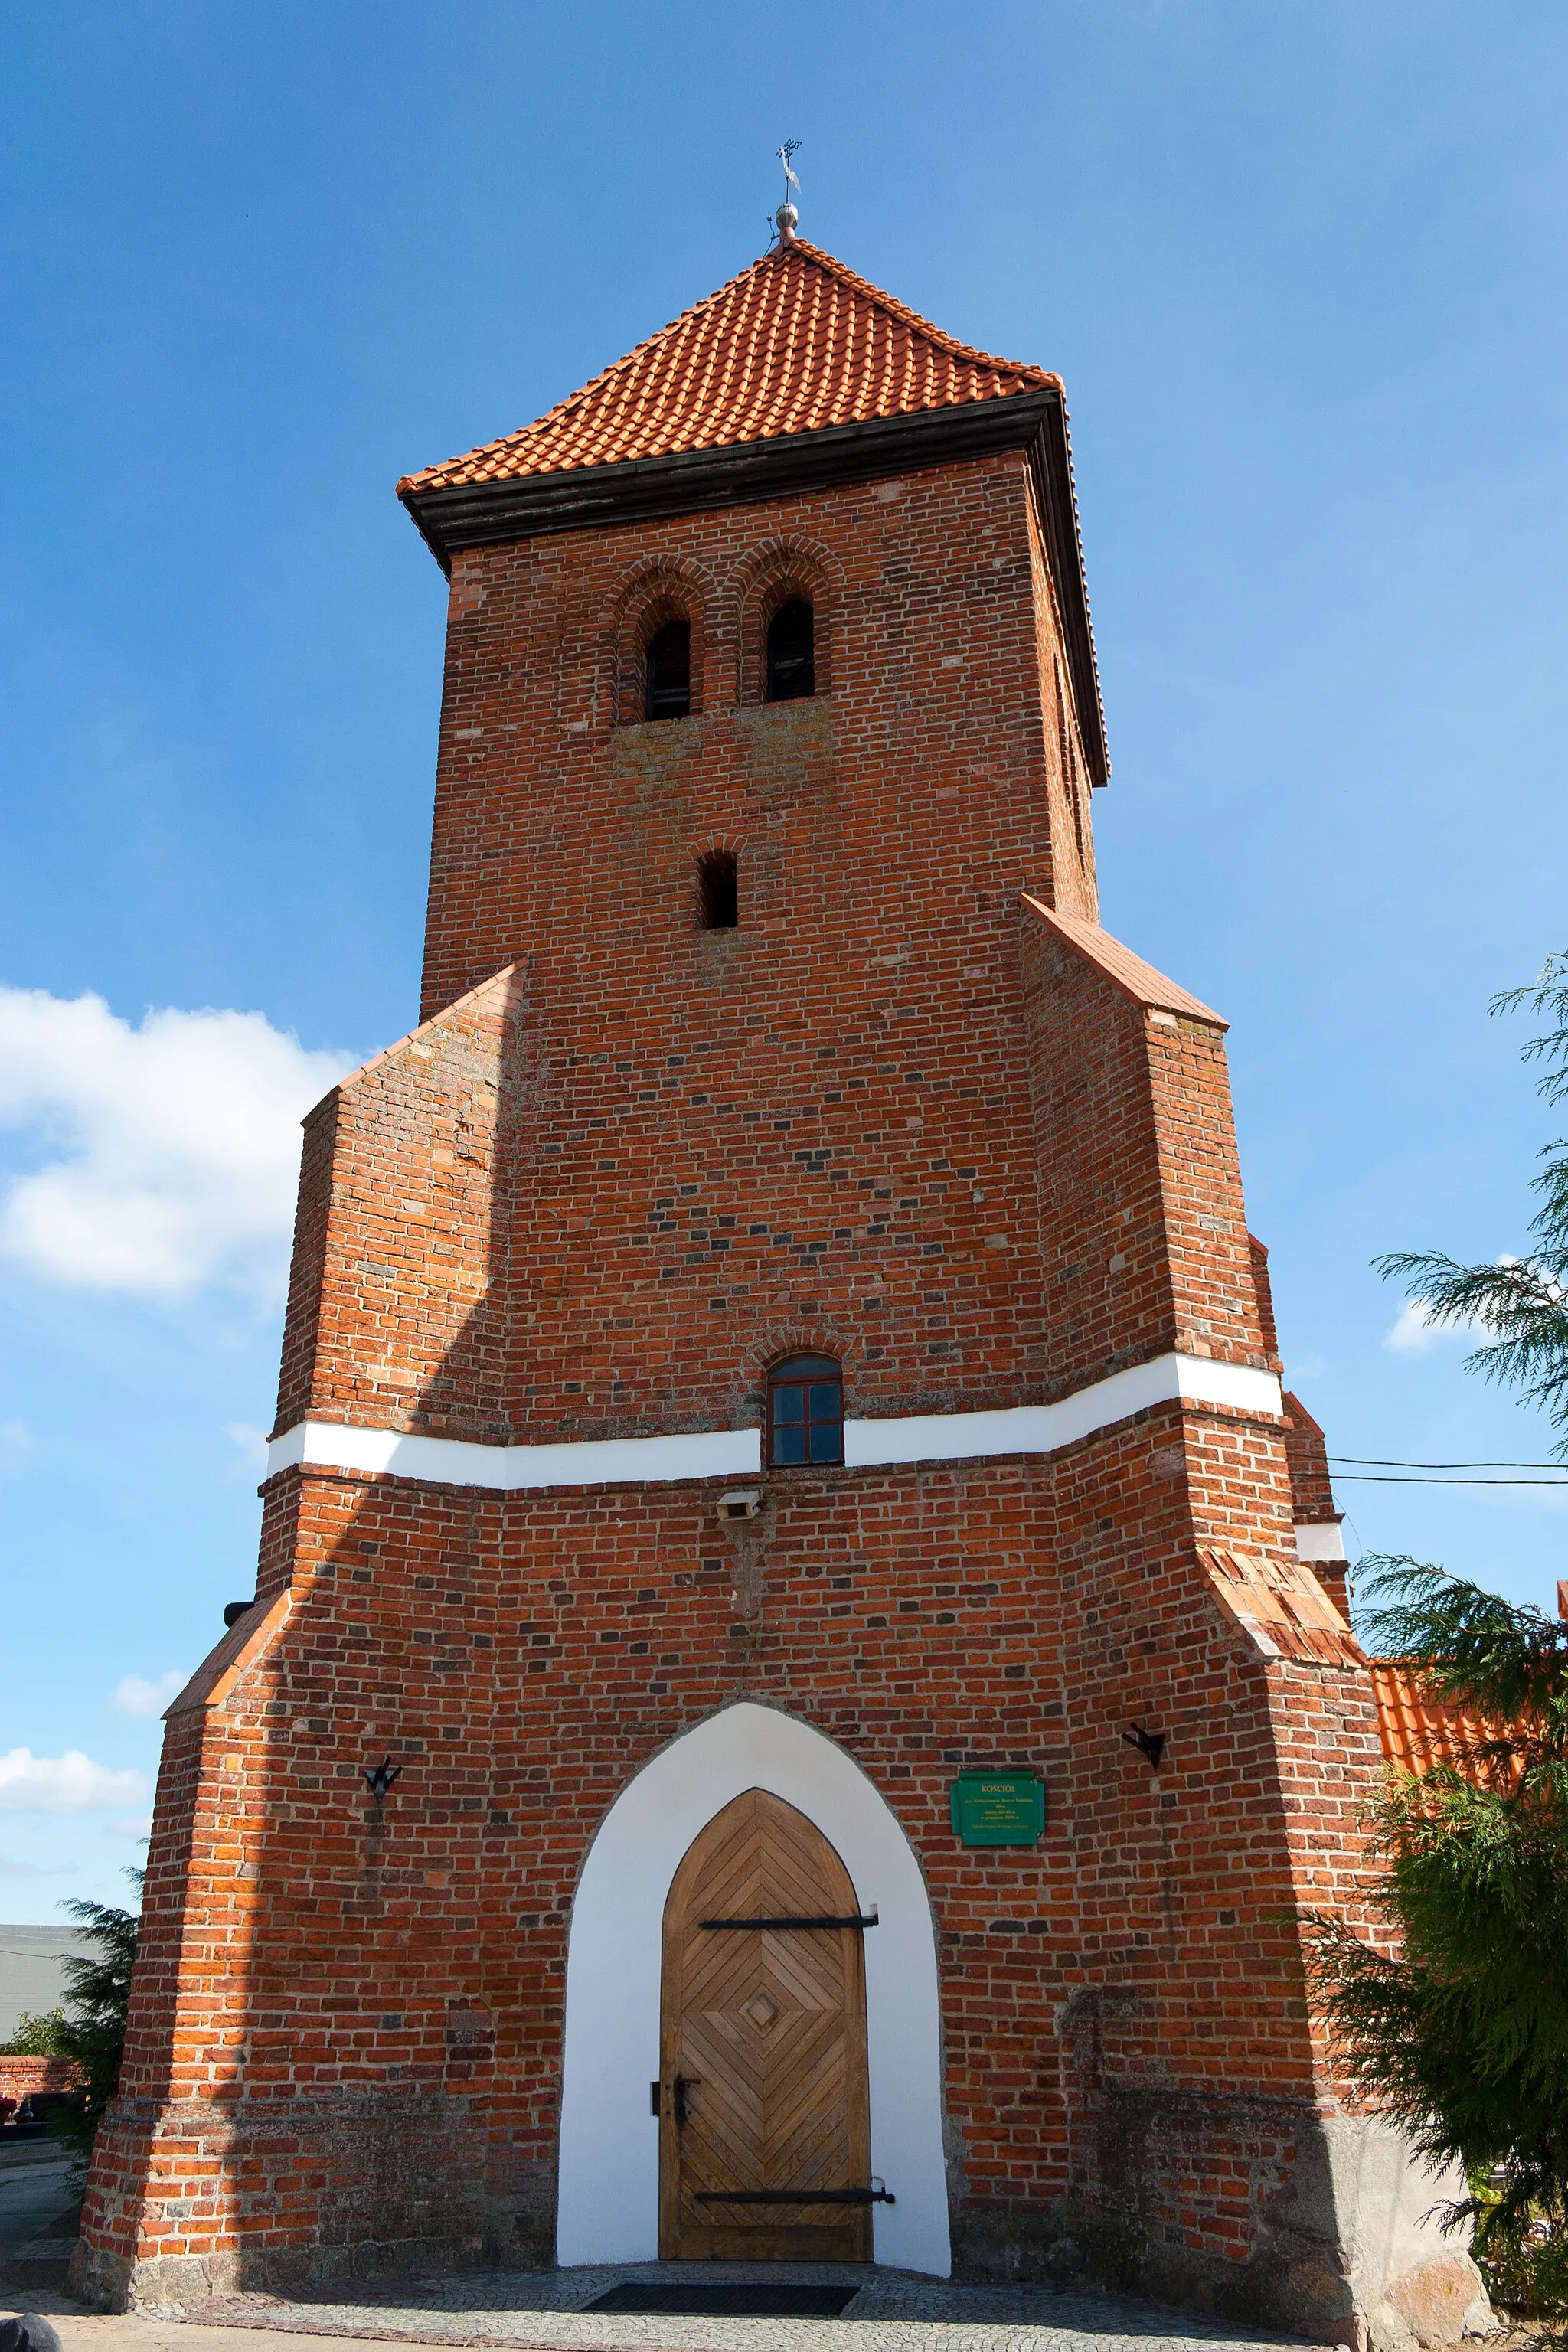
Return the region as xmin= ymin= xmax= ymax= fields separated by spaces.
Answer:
xmin=87 ymin=1407 xmax=1346 ymax=2297
xmin=420 ymin=453 xmax=1079 ymax=1023
xmin=1283 ymin=1390 xmax=1341 ymax=1526
xmin=1018 ymin=925 xmax=1271 ymax=1396
xmin=78 ymin=445 xmax=1394 ymax=2337
xmin=273 ymin=967 xmax=522 ymax=1443
xmin=0 ymin=2053 xmax=82 ymax=2109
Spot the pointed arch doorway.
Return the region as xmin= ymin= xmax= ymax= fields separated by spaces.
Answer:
xmin=658 ymin=1788 xmax=873 ymax=2260
xmin=555 ymin=1700 xmax=950 ymax=2275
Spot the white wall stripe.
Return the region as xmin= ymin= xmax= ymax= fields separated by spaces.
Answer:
xmin=842 ymin=1352 xmax=1279 ymax=1468
xmin=264 ymin=1420 xmax=760 ymax=1490
xmin=1295 ymin=1519 xmax=1348 ymax=1563
xmin=266 ymin=1352 xmax=1282 ymax=1492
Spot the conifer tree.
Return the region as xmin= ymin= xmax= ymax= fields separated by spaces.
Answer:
xmin=1309 ymin=954 xmax=1568 ymax=2335
xmin=1308 ymin=1558 xmax=1568 ymax=2328
xmin=1377 ymin=951 xmax=1568 ymax=1430
xmin=51 ymin=1877 xmax=140 ymax=2163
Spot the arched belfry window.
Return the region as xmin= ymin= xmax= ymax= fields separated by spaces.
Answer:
xmin=766 ymin=598 xmax=815 ymax=702
xmin=645 ymin=618 xmax=691 ymax=720
xmin=768 ymin=1354 xmax=843 ymax=1466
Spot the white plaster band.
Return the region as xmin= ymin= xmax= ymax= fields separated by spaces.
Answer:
xmin=842 ymin=1351 xmax=1281 ymax=1467
xmin=266 ymin=1352 xmax=1282 ymax=1491
xmin=1295 ymin=1519 xmax=1349 ymax=1563
xmin=264 ymin=1420 xmax=760 ymax=1490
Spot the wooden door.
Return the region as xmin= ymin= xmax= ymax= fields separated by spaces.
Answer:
xmin=658 ymin=1788 xmax=873 ymax=2261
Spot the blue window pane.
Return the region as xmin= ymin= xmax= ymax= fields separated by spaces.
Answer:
xmin=774 ymin=1387 xmax=805 ymax=1422
xmin=808 ymin=1383 xmax=840 ymax=1419
xmin=774 ymin=1423 xmax=806 ymax=1465
xmin=808 ymin=1423 xmax=843 ymax=1463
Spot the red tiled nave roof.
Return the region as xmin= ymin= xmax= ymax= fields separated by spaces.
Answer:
xmin=400 ymin=238 xmax=1059 ymax=495
xmin=1369 ymin=1660 xmax=1524 ymax=1782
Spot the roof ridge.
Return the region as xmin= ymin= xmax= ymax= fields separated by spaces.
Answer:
xmin=783 ymin=238 xmax=1054 ymax=387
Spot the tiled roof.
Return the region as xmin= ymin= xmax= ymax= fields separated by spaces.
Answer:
xmin=1200 ymin=1544 xmax=1365 ymax=1671
xmin=167 ymin=1589 xmax=292 ymax=1718
xmin=400 ymin=239 xmax=1058 ymax=495
xmin=1021 ymin=899 xmax=1227 ymax=1027
xmin=1369 ymin=1661 xmax=1511 ymax=1782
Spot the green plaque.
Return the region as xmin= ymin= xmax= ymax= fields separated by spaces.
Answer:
xmin=949 ymin=1772 xmax=1044 ymax=1847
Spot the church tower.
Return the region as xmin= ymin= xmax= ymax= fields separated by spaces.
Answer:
xmin=76 ymin=234 xmax=1482 ymax=2346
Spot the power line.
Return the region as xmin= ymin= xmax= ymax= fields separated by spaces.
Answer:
xmin=1330 ymin=1455 xmax=1566 ymax=1469
xmin=1326 ymin=1452 xmax=1568 ymax=1487
xmin=1334 ymin=1473 xmax=1568 ymax=1486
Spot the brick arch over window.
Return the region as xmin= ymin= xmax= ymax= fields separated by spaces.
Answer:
xmin=612 ymin=564 xmax=712 ymax=727
xmin=740 ymin=1324 xmax=854 ymax=1443
xmin=733 ymin=542 xmax=836 ymax=707
xmin=691 ymin=833 xmax=746 ymax=933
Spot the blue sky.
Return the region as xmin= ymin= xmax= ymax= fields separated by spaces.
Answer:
xmin=3 ymin=0 xmax=1567 ymax=1916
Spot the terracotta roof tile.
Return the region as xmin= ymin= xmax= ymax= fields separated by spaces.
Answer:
xmin=1200 ymin=1544 xmax=1365 ymax=1670
xmin=1021 ymin=898 xmax=1227 ymax=1027
xmin=400 ymin=239 xmax=1057 ymax=495
xmin=1368 ymin=1661 xmax=1514 ymax=1782
xmin=166 ymin=1589 xmax=292 ymax=1718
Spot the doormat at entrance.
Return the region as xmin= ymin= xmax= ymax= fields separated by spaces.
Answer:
xmin=587 ymin=2283 xmax=861 ymax=2318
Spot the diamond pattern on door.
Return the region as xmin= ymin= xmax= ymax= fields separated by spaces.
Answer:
xmin=658 ymin=1788 xmax=872 ymax=2261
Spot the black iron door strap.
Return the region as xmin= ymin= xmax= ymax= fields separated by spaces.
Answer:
xmin=697 ymin=1912 xmax=878 ymax=1930
xmin=694 ymin=2184 xmax=895 ymax=2205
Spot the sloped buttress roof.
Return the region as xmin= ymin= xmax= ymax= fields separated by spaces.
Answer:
xmin=400 ymin=239 xmax=1058 ymax=492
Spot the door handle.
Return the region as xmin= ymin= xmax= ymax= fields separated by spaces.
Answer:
xmin=672 ymin=2073 xmax=700 ymax=2126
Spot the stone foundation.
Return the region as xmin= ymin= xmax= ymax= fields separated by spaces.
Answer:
xmin=70 ymin=2090 xmax=555 ymax=2311
xmin=949 ymin=2102 xmax=1492 ymax=2351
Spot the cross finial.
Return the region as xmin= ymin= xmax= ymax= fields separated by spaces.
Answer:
xmin=774 ymin=139 xmax=802 ymax=243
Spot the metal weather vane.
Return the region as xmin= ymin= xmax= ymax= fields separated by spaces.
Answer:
xmin=773 ymin=139 xmax=802 ymax=242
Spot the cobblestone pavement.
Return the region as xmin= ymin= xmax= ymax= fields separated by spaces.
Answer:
xmin=0 ymin=2148 xmax=80 ymax=2265
xmin=142 ymin=2264 xmax=1312 ymax=2352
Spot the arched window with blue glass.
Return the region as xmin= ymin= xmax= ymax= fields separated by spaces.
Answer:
xmin=767 ymin=1354 xmax=844 ymax=1467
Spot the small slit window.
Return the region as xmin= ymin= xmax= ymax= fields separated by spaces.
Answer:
xmin=766 ymin=598 xmax=815 ymax=702
xmin=768 ymin=1354 xmax=843 ymax=1467
xmin=645 ymin=619 xmax=691 ymax=721
xmin=697 ymin=849 xmax=738 ymax=931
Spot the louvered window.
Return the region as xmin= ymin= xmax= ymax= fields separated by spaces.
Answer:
xmin=645 ymin=619 xmax=691 ymax=720
xmin=766 ymin=599 xmax=815 ymax=702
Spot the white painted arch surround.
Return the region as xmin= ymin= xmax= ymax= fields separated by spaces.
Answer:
xmin=556 ymin=1700 xmax=951 ymax=2277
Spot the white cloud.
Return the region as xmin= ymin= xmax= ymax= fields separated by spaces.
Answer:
xmin=109 ymin=1815 xmax=155 ymax=1842
xmin=1385 ymin=1263 xmax=1524 ymax=1356
xmin=224 ymin=1421 xmax=270 ymax=1471
xmin=0 ymin=1419 xmax=31 ymax=1474
xmin=112 ymin=1671 xmax=185 ymax=1720
xmin=0 ymin=1749 xmax=149 ymax=1812
xmin=0 ymin=987 xmax=355 ymax=1301
xmin=1385 ymin=1298 xmax=1459 ymax=1354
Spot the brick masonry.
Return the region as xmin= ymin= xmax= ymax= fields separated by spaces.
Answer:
xmin=75 ymin=423 xmax=1477 ymax=2349
xmin=0 ymin=2053 xmax=82 ymax=2115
